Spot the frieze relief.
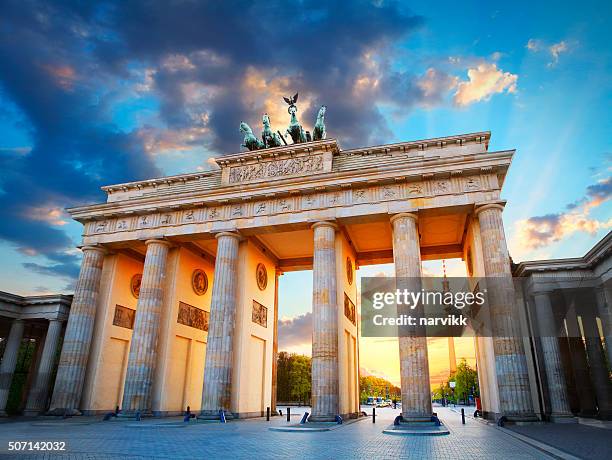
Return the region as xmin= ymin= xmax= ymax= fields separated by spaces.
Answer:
xmin=228 ymin=153 xmax=324 ymax=184
xmin=87 ymin=174 xmax=488 ymax=236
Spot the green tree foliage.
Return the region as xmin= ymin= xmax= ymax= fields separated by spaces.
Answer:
xmin=359 ymin=375 xmax=400 ymax=403
xmin=276 ymin=352 xmax=311 ymax=403
xmin=289 ymin=354 xmax=311 ymax=402
xmin=437 ymin=359 xmax=479 ymax=403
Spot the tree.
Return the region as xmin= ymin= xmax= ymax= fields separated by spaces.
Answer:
xmin=289 ymin=354 xmax=311 ymax=403
xmin=359 ymin=375 xmax=400 ymax=403
xmin=446 ymin=358 xmax=478 ymax=403
xmin=276 ymin=352 xmax=311 ymax=403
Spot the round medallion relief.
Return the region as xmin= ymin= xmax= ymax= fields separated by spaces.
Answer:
xmin=346 ymin=258 xmax=354 ymax=285
xmin=256 ymin=263 xmax=268 ymax=291
xmin=130 ymin=274 xmax=142 ymax=299
xmin=192 ymin=269 xmax=208 ymax=296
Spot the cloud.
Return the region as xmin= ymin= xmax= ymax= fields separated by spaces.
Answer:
xmin=278 ymin=312 xmax=312 ymax=349
xmin=526 ymin=39 xmax=541 ymax=52
xmin=548 ymin=41 xmax=568 ymax=65
xmin=526 ymin=38 xmax=571 ymax=66
xmin=453 ymin=63 xmax=517 ymax=106
xmin=514 ymin=177 xmax=612 ymax=251
xmin=0 ymin=1 xmax=161 ymax=285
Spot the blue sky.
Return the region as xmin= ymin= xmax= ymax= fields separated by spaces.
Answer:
xmin=0 ymin=0 xmax=610 ymax=306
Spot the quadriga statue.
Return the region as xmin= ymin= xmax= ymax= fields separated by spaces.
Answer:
xmin=261 ymin=113 xmax=282 ymax=148
xmin=240 ymin=121 xmax=264 ymax=151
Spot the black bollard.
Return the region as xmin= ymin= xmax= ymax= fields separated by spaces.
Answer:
xmin=461 ymin=408 xmax=465 ymax=425
xmin=372 ymin=407 xmax=376 ymax=423
xmin=287 ymin=407 xmax=291 ymax=422
xmin=266 ymin=407 xmax=270 ymax=421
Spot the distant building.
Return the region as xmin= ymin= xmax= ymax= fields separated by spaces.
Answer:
xmin=0 ymin=292 xmax=71 ymax=415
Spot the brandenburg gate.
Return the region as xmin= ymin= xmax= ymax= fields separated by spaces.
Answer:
xmin=47 ymin=126 xmax=538 ymax=422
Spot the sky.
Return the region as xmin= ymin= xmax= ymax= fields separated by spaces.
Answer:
xmin=0 ymin=1 xmax=610 ymax=386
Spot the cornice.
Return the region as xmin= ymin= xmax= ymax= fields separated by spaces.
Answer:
xmin=68 ymin=149 xmax=512 ymax=222
xmin=514 ymin=230 xmax=612 ymax=276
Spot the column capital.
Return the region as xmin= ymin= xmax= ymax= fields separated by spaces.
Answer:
xmin=311 ymin=220 xmax=338 ymax=231
xmin=474 ymin=201 xmax=506 ymax=216
xmin=390 ymin=212 xmax=418 ymax=225
xmin=214 ymin=231 xmax=242 ymax=241
xmin=80 ymin=245 xmax=107 ymax=255
xmin=144 ymin=238 xmax=173 ymax=248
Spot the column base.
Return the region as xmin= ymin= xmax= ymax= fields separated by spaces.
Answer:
xmin=0 ymin=410 xmax=8 ymax=417
xmin=549 ymin=413 xmax=578 ymax=423
xmin=46 ymin=408 xmax=82 ymax=416
xmin=22 ymin=409 xmax=43 ymax=417
xmin=400 ymin=415 xmax=434 ymax=423
xmin=597 ymin=410 xmax=612 ymax=421
xmin=198 ymin=410 xmax=235 ymax=421
xmin=500 ymin=414 xmax=541 ymax=425
xmin=307 ymin=414 xmax=338 ymax=422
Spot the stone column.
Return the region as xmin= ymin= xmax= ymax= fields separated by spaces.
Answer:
xmin=595 ymin=286 xmax=612 ymax=363
xmin=24 ymin=320 xmax=64 ymax=415
xmin=0 ymin=319 xmax=25 ymax=416
xmin=49 ymin=245 xmax=106 ymax=415
xmin=121 ymin=239 xmax=172 ymax=413
xmin=582 ymin=311 xmax=612 ymax=419
xmin=565 ymin=308 xmax=598 ymax=416
xmin=391 ymin=213 xmax=432 ymax=422
xmin=271 ymin=269 xmax=281 ymax=414
xmin=531 ymin=293 xmax=574 ymax=422
xmin=309 ymin=221 xmax=339 ymax=422
xmin=200 ymin=232 xmax=241 ymax=417
xmin=475 ymin=203 xmax=536 ymax=421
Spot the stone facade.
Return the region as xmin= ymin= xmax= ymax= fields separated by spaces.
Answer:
xmin=1 ymin=130 xmax=571 ymax=421
xmin=0 ymin=292 xmax=70 ymax=416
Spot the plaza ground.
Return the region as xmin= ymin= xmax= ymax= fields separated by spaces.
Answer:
xmin=1 ymin=405 xmax=610 ymax=459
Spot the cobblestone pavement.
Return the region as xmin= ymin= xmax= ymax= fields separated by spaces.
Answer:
xmin=0 ymin=405 xmax=593 ymax=459
xmin=509 ymin=420 xmax=612 ymax=460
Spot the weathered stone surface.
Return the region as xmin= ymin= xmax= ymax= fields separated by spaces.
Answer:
xmin=49 ymin=246 xmax=106 ymax=414
xmin=309 ymin=221 xmax=339 ymax=422
xmin=24 ymin=319 xmax=64 ymax=415
xmin=391 ymin=213 xmax=432 ymax=422
xmin=200 ymin=232 xmax=241 ymax=415
xmin=476 ymin=203 xmax=535 ymax=420
xmin=0 ymin=319 xmax=25 ymax=415
xmin=121 ymin=239 xmax=172 ymax=413
xmin=532 ymin=293 xmax=574 ymax=421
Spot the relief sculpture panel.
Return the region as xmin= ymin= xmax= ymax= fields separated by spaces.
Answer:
xmin=228 ymin=154 xmax=324 ymax=184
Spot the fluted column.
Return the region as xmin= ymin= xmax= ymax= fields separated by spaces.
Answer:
xmin=309 ymin=221 xmax=339 ymax=422
xmin=271 ymin=269 xmax=280 ymax=414
xmin=200 ymin=232 xmax=241 ymax=416
xmin=595 ymin=286 xmax=612 ymax=363
xmin=565 ymin=309 xmax=598 ymax=416
xmin=0 ymin=319 xmax=25 ymax=416
xmin=121 ymin=239 xmax=172 ymax=413
xmin=391 ymin=213 xmax=432 ymax=422
xmin=582 ymin=312 xmax=612 ymax=419
xmin=24 ymin=319 xmax=64 ymax=415
xmin=476 ymin=203 xmax=535 ymax=421
xmin=49 ymin=245 xmax=106 ymax=415
xmin=532 ymin=293 xmax=574 ymax=421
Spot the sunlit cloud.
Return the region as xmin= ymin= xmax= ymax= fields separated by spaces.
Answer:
xmin=453 ymin=63 xmax=517 ymax=106
xmin=512 ymin=177 xmax=612 ymax=254
xmin=526 ymin=38 xmax=571 ymax=67
xmin=548 ymin=41 xmax=568 ymax=66
xmin=22 ymin=206 xmax=68 ymax=226
xmin=41 ymin=64 xmax=77 ymax=90
xmin=278 ymin=312 xmax=312 ymax=351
